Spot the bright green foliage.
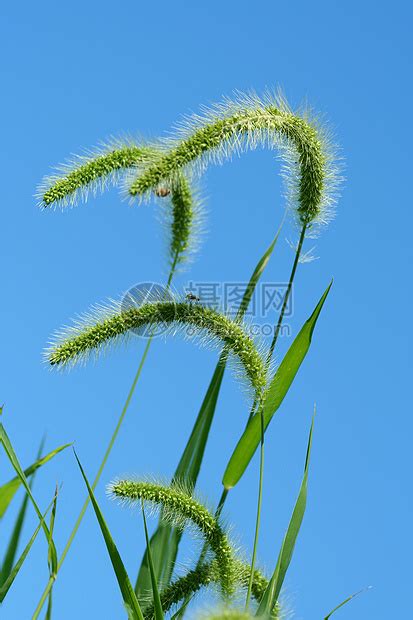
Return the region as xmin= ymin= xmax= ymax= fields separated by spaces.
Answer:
xmin=29 ymin=89 xmax=344 ymax=619
xmin=75 ymin=453 xmax=145 ymax=620
xmin=136 ymin=225 xmax=283 ymax=597
xmin=257 ymin=416 xmax=314 ymax=616
xmin=223 ymin=281 xmax=331 ymax=489
xmin=141 ymin=505 xmax=164 ymax=620
xmin=0 ymin=442 xmax=70 ymax=518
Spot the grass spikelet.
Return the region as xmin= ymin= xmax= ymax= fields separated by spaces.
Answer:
xmin=45 ymin=298 xmax=268 ymax=398
xmin=141 ymin=560 xmax=277 ymax=619
xmin=108 ymin=481 xmax=236 ymax=597
xmin=126 ymin=91 xmax=341 ymax=230
xmin=196 ymin=610 xmax=254 ymax=620
xmin=37 ymin=139 xmax=202 ymax=266
xmin=37 ymin=138 xmax=153 ymax=209
xmin=159 ymin=172 xmax=205 ymax=269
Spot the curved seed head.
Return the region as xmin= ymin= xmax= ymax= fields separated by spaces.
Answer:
xmin=127 ymin=91 xmax=341 ymax=232
xmin=108 ymin=480 xmax=236 ymax=597
xmin=141 ymin=560 xmax=276 ymax=620
xmin=37 ymin=139 xmax=153 ymax=209
xmin=45 ymin=298 xmax=268 ymax=398
xmin=37 ymin=140 xmax=202 ymax=266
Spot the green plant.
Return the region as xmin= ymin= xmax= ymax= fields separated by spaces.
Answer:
xmin=1 ymin=90 xmax=353 ymax=618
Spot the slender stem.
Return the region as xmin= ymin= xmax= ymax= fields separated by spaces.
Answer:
xmin=32 ymin=340 xmax=152 ymax=619
xmin=60 ymin=340 xmax=152 ymax=570
xmin=244 ymin=223 xmax=307 ymax=609
xmin=267 ymin=222 xmax=307 ymax=363
xmin=33 ymin=255 xmax=180 ymax=619
xmin=245 ymin=405 xmax=265 ymax=609
xmin=185 ymin=224 xmax=309 ymax=610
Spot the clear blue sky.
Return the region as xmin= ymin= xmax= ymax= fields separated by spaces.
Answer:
xmin=1 ymin=1 xmax=411 ymax=618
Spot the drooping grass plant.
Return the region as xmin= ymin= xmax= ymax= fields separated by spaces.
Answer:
xmin=28 ymin=89 xmax=345 ymax=618
xmin=33 ymin=140 xmax=203 ymax=611
xmin=109 ymin=481 xmax=236 ymax=598
xmin=126 ymin=92 xmax=339 ymax=230
xmin=109 ymin=479 xmax=281 ymax=617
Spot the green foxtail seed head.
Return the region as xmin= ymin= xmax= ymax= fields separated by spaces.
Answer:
xmin=37 ymin=140 xmax=202 ymax=267
xmin=37 ymin=139 xmax=152 ymax=209
xmin=126 ymin=91 xmax=341 ymax=231
xmin=141 ymin=560 xmax=280 ymax=620
xmin=162 ymin=172 xmax=204 ymax=269
xmin=108 ymin=480 xmax=236 ymax=597
xmin=196 ymin=611 xmax=255 ymax=620
xmin=45 ymin=296 xmax=268 ymax=399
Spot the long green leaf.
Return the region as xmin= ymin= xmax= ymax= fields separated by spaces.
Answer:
xmin=0 ymin=441 xmax=70 ymax=518
xmin=135 ymin=355 xmax=226 ymax=596
xmin=74 ymin=451 xmax=144 ymax=620
xmin=45 ymin=486 xmax=59 ymax=620
xmin=0 ymin=424 xmax=58 ymax=562
xmin=0 ymin=500 xmax=53 ymax=603
xmin=324 ymin=587 xmax=371 ymax=619
xmin=135 ymin=226 xmax=282 ymax=596
xmin=256 ymin=414 xmax=314 ymax=616
xmin=0 ymin=439 xmax=45 ymax=586
xmin=223 ymin=281 xmax=331 ymax=489
xmin=141 ymin=504 xmax=164 ymax=620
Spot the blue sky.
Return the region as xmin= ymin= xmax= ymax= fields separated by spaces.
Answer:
xmin=0 ymin=1 xmax=412 ymax=618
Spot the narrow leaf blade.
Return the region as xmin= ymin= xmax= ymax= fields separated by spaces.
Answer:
xmin=0 ymin=442 xmax=70 ymax=518
xmin=0 ymin=424 xmax=58 ymax=557
xmin=0 ymin=498 xmax=54 ymax=602
xmin=74 ymin=451 xmax=144 ymax=620
xmin=257 ymin=414 xmax=315 ymax=615
xmin=141 ymin=504 xmax=164 ymax=620
xmin=223 ymin=281 xmax=331 ymax=489
xmin=1 ymin=438 xmax=46 ymax=586
xmin=324 ymin=587 xmax=371 ymax=619
xmin=135 ymin=356 xmax=226 ymax=595
xmin=135 ymin=227 xmax=282 ymax=596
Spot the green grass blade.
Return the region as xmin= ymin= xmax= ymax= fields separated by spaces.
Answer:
xmin=236 ymin=223 xmax=284 ymax=321
xmin=0 ymin=494 xmax=31 ymax=587
xmin=256 ymin=414 xmax=314 ymax=616
xmin=135 ymin=355 xmax=226 ymax=596
xmin=141 ymin=503 xmax=164 ymax=620
xmin=0 ymin=438 xmax=45 ymax=586
xmin=0 ymin=498 xmax=54 ymax=602
xmin=45 ymin=592 xmax=53 ymax=620
xmin=223 ymin=281 xmax=331 ymax=489
xmin=47 ymin=486 xmax=58 ymax=575
xmin=324 ymin=587 xmax=371 ymax=619
xmin=44 ymin=485 xmax=59 ymax=619
xmin=0 ymin=442 xmax=70 ymax=519
xmin=0 ymin=424 xmax=58 ymax=559
xmin=74 ymin=451 xmax=144 ymax=620
xmin=135 ymin=226 xmax=283 ymax=597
